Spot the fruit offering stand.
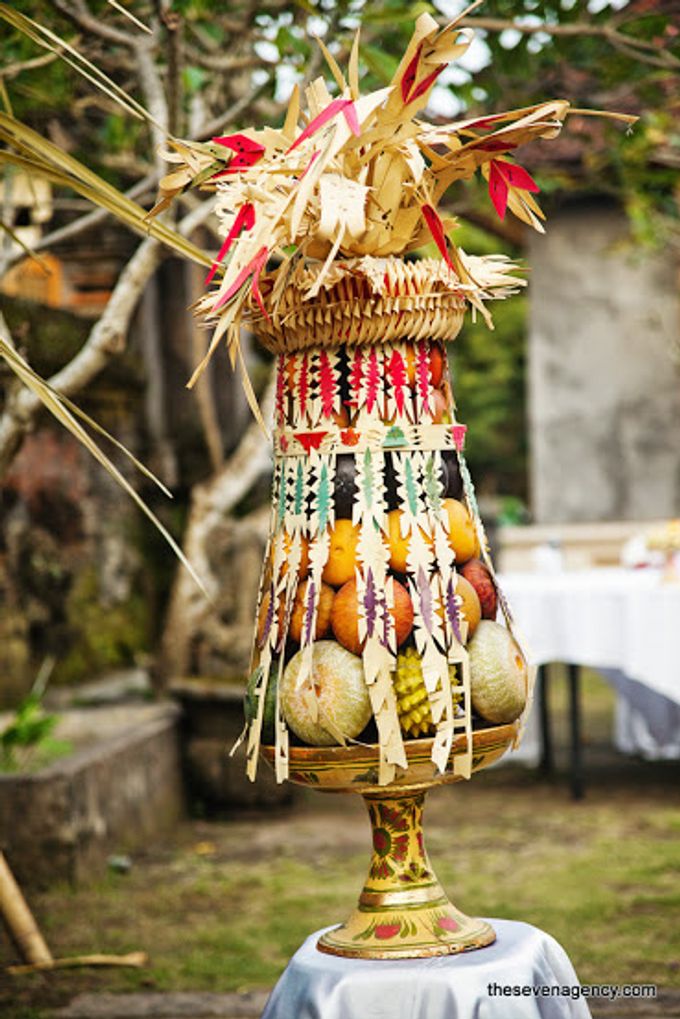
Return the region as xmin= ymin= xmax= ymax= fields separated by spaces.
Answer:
xmin=250 ymin=320 xmax=527 ymax=958
xmin=153 ymin=8 xmax=631 ymax=963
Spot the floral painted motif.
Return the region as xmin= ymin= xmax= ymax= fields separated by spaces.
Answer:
xmin=437 ymin=915 xmax=460 ymax=933
xmin=366 ymin=795 xmax=431 ymax=882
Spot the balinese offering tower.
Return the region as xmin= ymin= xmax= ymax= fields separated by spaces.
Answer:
xmin=154 ymin=10 xmax=626 ymax=958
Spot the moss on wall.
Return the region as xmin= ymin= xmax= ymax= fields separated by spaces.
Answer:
xmin=53 ymin=566 xmax=151 ymax=687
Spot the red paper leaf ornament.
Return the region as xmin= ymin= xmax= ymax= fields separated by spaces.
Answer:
xmin=204 ymin=202 xmax=255 ymax=285
xmin=421 ymin=204 xmax=455 ymax=272
xmin=488 ymin=159 xmax=540 ymax=220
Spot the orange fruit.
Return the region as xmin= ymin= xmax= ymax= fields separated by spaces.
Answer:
xmin=386 ymin=509 xmax=435 ymax=574
xmin=430 ymin=388 xmax=450 ymax=424
xmin=288 ymin=580 xmax=335 ymax=644
xmin=280 ymin=532 xmax=310 ymax=579
xmin=454 ymin=574 xmax=481 ymax=638
xmin=256 ymin=589 xmax=284 ymax=648
xmin=332 ymin=405 xmax=350 ymax=428
xmin=386 ymin=509 xmax=410 ymax=573
xmin=430 ymin=344 xmax=445 ymax=388
xmin=322 ymin=519 xmax=361 ymax=587
xmin=403 ymin=342 xmax=417 ymax=387
xmin=442 ymin=498 xmax=479 ymax=564
xmin=331 ymin=577 xmax=414 ymax=655
xmin=403 ymin=341 xmax=445 ymax=388
xmin=460 ymin=558 xmax=497 ymax=620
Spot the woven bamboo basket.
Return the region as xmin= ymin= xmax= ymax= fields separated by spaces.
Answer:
xmin=251 ymin=258 xmax=468 ymax=353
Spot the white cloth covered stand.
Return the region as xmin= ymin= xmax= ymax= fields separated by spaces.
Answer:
xmin=261 ymin=920 xmax=591 ymax=1019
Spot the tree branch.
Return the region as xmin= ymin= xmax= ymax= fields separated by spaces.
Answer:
xmin=158 ymin=372 xmax=275 ymax=678
xmin=461 ymin=15 xmax=680 ymax=70
xmin=177 ymin=196 xmax=218 ymax=238
xmin=133 ymin=36 xmax=169 ymax=170
xmin=1 ymin=174 xmax=158 ymax=273
xmin=0 ymin=237 xmax=162 ymax=474
xmin=196 ymin=73 xmax=274 ymax=140
xmin=0 ymin=51 xmax=59 ymax=79
xmin=52 ymin=0 xmax=134 ymax=48
xmin=160 ymin=6 xmax=183 ymax=136
xmin=184 ymin=46 xmax=265 ymax=73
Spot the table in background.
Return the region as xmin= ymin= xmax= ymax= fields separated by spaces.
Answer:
xmin=262 ymin=921 xmax=591 ymax=1019
xmin=500 ymin=568 xmax=680 ymax=796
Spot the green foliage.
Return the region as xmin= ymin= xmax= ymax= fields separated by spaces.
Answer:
xmin=450 ymin=293 xmax=528 ymax=499
xmin=0 ymin=686 xmax=71 ymax=773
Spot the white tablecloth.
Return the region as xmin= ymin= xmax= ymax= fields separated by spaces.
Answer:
xmin=262 ymin=921 xmax=590 ymax=1019
xmin=499 ymin=568 xmax=680 ymax=760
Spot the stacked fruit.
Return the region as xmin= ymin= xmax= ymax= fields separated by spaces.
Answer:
xmin=249 ymin=339 xmax=528 ymax=752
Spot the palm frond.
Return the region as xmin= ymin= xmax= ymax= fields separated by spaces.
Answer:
xmin=0 ymin=115 xmax=211 ymax=267
xmin=0 ymin=5 xmax=160 ymax=128
xmin=106 ymin=0 xmax=152 ymax=35
xmin=0 ymin=218 xmax=52 ymax=274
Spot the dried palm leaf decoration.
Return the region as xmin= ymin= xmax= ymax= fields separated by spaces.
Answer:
xmin=152 ymin=8 xmax=633 ymax=408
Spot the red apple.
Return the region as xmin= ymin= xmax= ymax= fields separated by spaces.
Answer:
xmin=460 ymin=559 xmax=497 ymax=620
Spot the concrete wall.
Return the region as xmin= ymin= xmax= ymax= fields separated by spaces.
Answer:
xmin=528 ymin=199 xmax=680 ymax=523
xmin=0 ymin=704 xmax=182 ymax=887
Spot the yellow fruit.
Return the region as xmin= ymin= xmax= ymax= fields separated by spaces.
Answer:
xmin=443 ymin=498 xmax=479 ymax=564
xmin=455 ymin=574 xmax=482 ymax=638
xmin=256 ymin=589 xmax=284 ymax=648
xmin=322 ymin=518 xmax=361 ymax=587
xmin=386 ymin=509 xmax=409 ymax=573
xmin=468 ymin=621 xmax=528 ymax=724
xmin=385 ymin=509 xmax=434 ymax=574
xmin=281 ymin=532 xmax=310 ymax=579
xmin=393 ymin=647 xmax=461 ymax=738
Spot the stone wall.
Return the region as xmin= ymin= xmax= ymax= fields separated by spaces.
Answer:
xmin=528 ymin=199 xmax=680 ymax=523
xmin=0 ymin=704 xmax=182 ymax=887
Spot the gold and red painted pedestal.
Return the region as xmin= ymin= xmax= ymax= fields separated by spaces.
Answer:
xmin=264 ymin=722 xmax=515 ymax=959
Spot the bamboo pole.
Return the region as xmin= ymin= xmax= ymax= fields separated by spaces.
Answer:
xmin=7 ymin=951 xmax=148 ymax=975
xmin=0 ymin=851 xmax=53 ymax=967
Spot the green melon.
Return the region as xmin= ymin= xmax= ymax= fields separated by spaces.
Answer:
xmin=280 ymin=640 xmax=371 ymax=746
xmin=468 ymin=620 xmax=527 ymax=724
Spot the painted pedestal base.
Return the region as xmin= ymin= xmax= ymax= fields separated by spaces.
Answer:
xmin=317 ymin=790 xmax=494 ymax=959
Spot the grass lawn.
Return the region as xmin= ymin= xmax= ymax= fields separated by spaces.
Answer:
xmin=1 ymin=671 xmax=678 ymax=1017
